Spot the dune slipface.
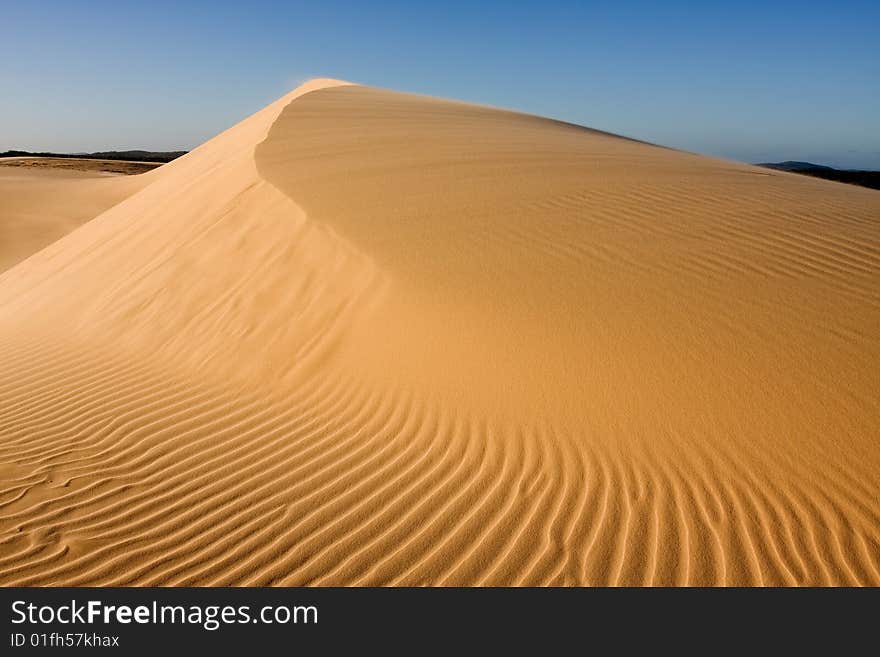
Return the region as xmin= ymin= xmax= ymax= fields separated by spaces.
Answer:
xmin=0 ymin=79 xmax=878 ymax=586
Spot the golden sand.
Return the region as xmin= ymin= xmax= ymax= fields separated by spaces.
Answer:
xmin=0 ymin=165 xmax=148 ymax=272
xmin=0 ymin=79 xmax=877 ymax=585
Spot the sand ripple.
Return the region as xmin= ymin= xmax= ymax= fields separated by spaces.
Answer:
xmin=0 ymin=81 xmax=878 ymax=585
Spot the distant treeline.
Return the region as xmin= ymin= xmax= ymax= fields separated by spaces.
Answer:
xmin=759 ymin=161 xmax=880 ymax=191
xmin=0 ymin=149 xmax=187 ymax=163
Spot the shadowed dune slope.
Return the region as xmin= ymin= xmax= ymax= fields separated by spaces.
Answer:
xmin=0 ymin=80 xmax=878 ymax=585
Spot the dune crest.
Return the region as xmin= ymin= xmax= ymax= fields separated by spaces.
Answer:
xmin=0 ymin=80 xmax=878 ymax=585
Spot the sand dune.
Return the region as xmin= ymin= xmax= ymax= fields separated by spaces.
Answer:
xmin=0 ymin=79 xmax=878 ymax=585
xmin=0 ymin=166 xmax=149 ymax=272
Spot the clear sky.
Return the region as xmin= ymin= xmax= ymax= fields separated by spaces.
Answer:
xmin=2 ymin=0 xmax=878 ymax=168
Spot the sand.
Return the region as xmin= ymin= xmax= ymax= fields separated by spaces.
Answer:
xmin=0 ymin=165 xmax=150 ymax=272
xmin=0 ymin=157 xmax=163 ymax=176
xmin=0 ymin=79 xmax=877 ymax=585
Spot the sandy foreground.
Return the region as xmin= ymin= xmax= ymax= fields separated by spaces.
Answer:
xmin=0 ymin=79 xmax=877 ymax=585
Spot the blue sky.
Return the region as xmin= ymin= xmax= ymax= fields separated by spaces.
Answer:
xmin=2 ymin=0 xmax=878 ymax=168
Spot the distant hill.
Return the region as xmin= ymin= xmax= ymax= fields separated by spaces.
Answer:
xmin=758 ymin=161 xmax=880 ymax=191
xmin=759 ymin=161 xmax=835 ymax=172
xmin=0 ymin=149 xmax=187 ymax=163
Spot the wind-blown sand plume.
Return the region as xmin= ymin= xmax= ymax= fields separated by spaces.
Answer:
xmin=0 ymin=80 xmax=878 ymax=585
